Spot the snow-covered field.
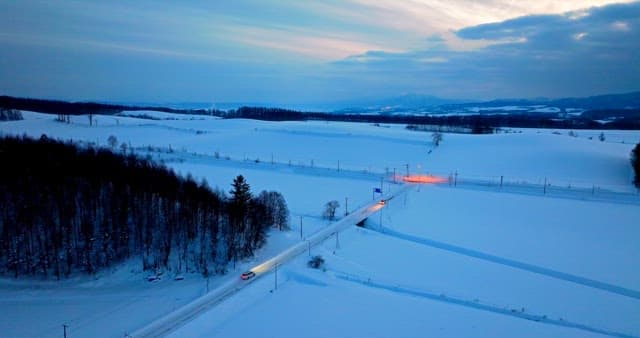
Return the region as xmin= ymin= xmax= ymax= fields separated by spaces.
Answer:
xmin=0 ymin=111 xmax=639 ymax=337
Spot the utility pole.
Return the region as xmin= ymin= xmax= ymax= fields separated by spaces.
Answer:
xmin=308 ymin=240 xmax=311 ymax=256
xmin=544 ymin=177 xmax=547 ymax=194
xmin=63 ymin=324 xmax=68 ymax=338
xmin=300 ymin=216 xmax=303 ymax=239
xmin=405 ymin=164 xmax=409 ymax=177
xmin=454 ymin=171 xmax=458 ymax=187
xmin=274 ymin=263 xmax=278 ymax=290
xmin=345 ymin=197 xmax=348 ymax=216
xmin=380 ymin=177 xmax=383 ymax=194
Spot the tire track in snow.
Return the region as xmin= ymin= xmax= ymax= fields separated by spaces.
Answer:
xmin=333 ymin=272 xmax=637 ymax=338
xmin=371 ymin=226 xmax=640 ymax=301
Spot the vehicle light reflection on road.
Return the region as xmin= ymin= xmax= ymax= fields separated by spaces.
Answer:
xmin=368 ymin=203 xmax=383 ymax=212
xmin=252 ymin=264 xmax=269 ymax=274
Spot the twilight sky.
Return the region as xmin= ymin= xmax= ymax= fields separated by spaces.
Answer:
xmin=1 ymin=1 xmax=639 ymax=106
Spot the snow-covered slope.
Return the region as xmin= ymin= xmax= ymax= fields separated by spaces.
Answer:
xmin=170 ymin=185 xmax=640 ymax=338
xmin=0 ymin=111 xmax=638 ymax=338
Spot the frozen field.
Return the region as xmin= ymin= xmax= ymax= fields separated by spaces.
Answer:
xmin=170 ymin=185 xmax=640 ymax=338
xmin=0 ymin=111 xmax=639 ymax=337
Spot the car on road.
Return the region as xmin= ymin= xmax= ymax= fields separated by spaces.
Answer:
xmin=378 ymin=199 xmax=386 ymax=205
xmin=241 ymin=271 xmax=256 ymax=280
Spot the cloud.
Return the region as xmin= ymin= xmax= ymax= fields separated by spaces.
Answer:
xmin=1 ymin=0 xmax=638 ymax=103
xmin=3 ymin=0 xmax=635 ymax=63
xmin=333 ymin=1 xmax=640 ymax=99
xmin=221 ymin=25 xmax=392 ymax=61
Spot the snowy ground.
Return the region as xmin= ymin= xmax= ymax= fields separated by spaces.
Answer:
xmin=0 ymin=111 xmax=639 ymax=337
xmin=170 ymin=186 xmax=640 ymax=338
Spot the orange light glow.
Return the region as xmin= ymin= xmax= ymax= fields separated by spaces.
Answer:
xmin=401 ymin=175 xmax=448 ymax=184
xmin=368 ymin=204 xmax=384 ymax=212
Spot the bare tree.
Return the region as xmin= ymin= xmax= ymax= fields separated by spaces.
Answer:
xmin=0 ymin=108 xmax=23 ymax=121
xmin=256 ymin=191 xmax=289 ymax=230
xmin=120 ymin=142 xmax=128 ymax=154
xmin=322 ymin=200 xmax=340 ymax=221
xmin=271 ymin=192 xmax=289 ymax=230
xmin=107 ymin=135 xmax=118 ymax=149
xmin=431 ymin=131 xmax=443 ymax=146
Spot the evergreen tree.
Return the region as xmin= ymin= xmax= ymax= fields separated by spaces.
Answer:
xmin=228 ymin=175 xmax=252 ymax=260
xmin=230 ymin=175 xmax=252 ymax=207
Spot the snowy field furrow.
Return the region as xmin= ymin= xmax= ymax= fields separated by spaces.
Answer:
xmin=331 ymin=272 xmax=635 ymax=338
xmin=371 ymin=225 xmax=640 ymax=299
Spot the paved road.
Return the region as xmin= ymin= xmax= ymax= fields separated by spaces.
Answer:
xmin=131 ymin=184 xmax=413 ymax=338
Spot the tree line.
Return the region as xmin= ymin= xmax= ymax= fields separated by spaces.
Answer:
xmin=632 ymin=142 xmax=640 ymax=188
xmin=0 ymin=108 xmax=22 ymax=121
xmin=0 ymin=135 xmax=288 ymax=279
xmin=226 ymin=106 xmax=305 ymax=121
xmin=0 ymin=95 xmax=223 ymax=117
xmin=3 ymin=95 xmax=640 ymax=130
xmin=227 ymin=106 xmax=640 ymax=130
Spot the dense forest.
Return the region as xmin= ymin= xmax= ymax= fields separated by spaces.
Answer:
xmin=0 ymin=135 xmax=288 ymax=279
xmin=0 ymin=95 xmax=222 ymax=117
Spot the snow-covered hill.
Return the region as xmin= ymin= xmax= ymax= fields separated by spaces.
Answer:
xmin=0 ymin=111 xmax=638 ymax=337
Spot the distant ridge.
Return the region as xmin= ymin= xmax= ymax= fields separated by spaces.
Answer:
xmin=454 ymin=91 xmax=640 ymax=110
xmin=2 ymin=91 xmax=639 ymax=129
xmin=7 ymin=91 xmax=636 ymax=114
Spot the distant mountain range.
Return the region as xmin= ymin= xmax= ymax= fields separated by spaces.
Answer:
xmin=4 ymin=91 xmax=640 ymax=114
xmin=453 ymin=91 xmax=640 ymax=110
xmin=333 ymin=91 xmax=640 ymax=114
xmin=86 ymin=91 xmax=640 ymax=113
xmin=328 ymin=94 xmax=467 ymax=111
